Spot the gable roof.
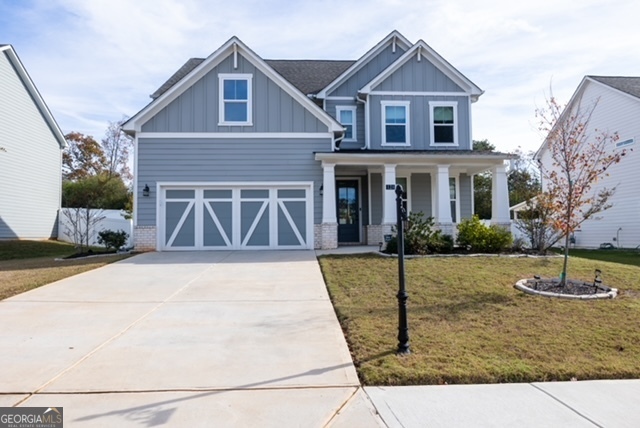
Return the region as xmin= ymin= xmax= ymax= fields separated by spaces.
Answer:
xmin=0 ymin=44 xmax=66 ymax=149
xmin=315 ymin=30 xmax=412 ymax=99
xmin=535 ymin=75 xmax=640 ymax=160
xmin=588 ymin=76 xmax=640 ymax=99
xmin=123 ymin=36 xmax=344 ymax=135
xmin=150 ymin=58 xmax=354 ymax=99
xmin=359 ymin=39 xmax=484 ymax=101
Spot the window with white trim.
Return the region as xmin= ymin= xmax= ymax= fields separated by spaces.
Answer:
xmin=219 ymin=74 xmax=252 ymax=125
xmin=336 ymin=106 xmax=357 ymax=141
xmin=382 ymin=101 xmax=410 ymax=146
xmin=430 ymin=102 xmax=458 ymax=146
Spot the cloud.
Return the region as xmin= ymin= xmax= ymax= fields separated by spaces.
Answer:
xmin=2 ymin=0 xmax=640 ymax=153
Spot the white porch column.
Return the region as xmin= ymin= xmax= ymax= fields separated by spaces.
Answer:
xmin=491 ymin=164 xmax=511 ymax=225
xmin=382 ymin=164 xmax=397 ymax=224
xmin=322 ymin=163 xmax=336 ymax=224
xmin=434 ymin=164 xmax=452 ymax=224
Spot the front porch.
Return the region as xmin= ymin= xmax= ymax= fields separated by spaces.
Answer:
xmin=314 ymin=151 xmax=513 ymax=249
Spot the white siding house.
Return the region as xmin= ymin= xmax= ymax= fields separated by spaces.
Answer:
xmin=0 ymin=45 xmax=66 ymax=239
xmin=536 ymin=76 xmax=640 ymax=249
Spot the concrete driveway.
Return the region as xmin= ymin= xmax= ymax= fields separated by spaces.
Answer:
xmin=0 ymin=251 xmax=383 ymax=427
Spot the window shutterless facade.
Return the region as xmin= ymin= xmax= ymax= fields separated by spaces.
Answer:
xmin=336 ymin=106 xmax=357 ymax=141
xmin=218 ymin=74 xmax=253 ymax=125
xmin=429 ymin=101 xmax=458 ymax=146
xmin=381 ymin=100 xmax=410 ymax=146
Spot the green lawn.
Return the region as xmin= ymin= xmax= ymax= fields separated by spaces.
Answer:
xmin=556 ymin=248 xmax=640 ymax=268
xmin=319 ymin=253 xmax=640 ymax=386
xmin=0 ymin=240 xmax=130 ymax=300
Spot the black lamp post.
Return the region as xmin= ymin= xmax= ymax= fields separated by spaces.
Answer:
xmin=395 ymin=184 xmax=410 ymax=355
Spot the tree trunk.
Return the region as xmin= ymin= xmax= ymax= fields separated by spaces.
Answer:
xmin=561 ymin=233 xmax=570 ymax=286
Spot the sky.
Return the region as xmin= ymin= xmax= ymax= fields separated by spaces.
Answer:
xmin=1 ymin=0 xmax=639 ymax=154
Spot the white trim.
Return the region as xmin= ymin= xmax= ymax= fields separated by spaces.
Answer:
xmin=316 ymin=30 xmax=412 ymax=99
xmin=133 ymin=135 xmax=139 ymax=227
xmin=122 ymin=37 xmax=343 ymax=134
xmin=364 ymin=94 xmax=371 ymax=149
xmin=429 ymin=101 xmax=459 ymax=147
xmin=218 ymin=73 xmax=253 ymax=126
xmin=203 ymin=201 xmax=232 ymax=247
xmin=166 ymin=200 xmax=195 ymax=247
xmin=370 ymin=91 xmax=470 ymax=97
xmin=381 ymin=100 xmax=411 ymax=147
xmin=136 ymin=132 xmax=332 ymax=139
xmin=449 ymin=176 xmax=460 ymax=223
xmin=336 ymin=105 xmax=357 ymax=142
xmin=470 ymin=174 xmax=475 ymax=216
xmin=241 ymin=200 xmax=268 ymax=247
xmin=156 ymin=181 xmax=313 ymax=250
xmin=325 ymin=96 xmax=356 ymax=101
xmin=359 ymin=39 xmax=483 ymax=101
xmin=367 ymin=169 xmax=373 ymax=226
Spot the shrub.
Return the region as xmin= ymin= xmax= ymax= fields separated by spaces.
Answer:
xmin=385 ymin=212 xmax=450 ymax=255
xmin=97 ymin=229 xmax=129 ymax=251
xmin=456 ymin=215 xmax=513 ymax=253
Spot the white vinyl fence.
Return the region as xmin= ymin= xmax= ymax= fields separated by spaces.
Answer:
xmin=58 ymin=208 xmax=133 ymax=248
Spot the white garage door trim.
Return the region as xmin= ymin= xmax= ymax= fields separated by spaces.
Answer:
xmin=156 ymin=181 xmax=314 ymax=251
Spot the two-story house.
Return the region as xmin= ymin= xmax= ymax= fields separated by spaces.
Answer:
xmin=123 ymin=31 xmax=512 ymax=251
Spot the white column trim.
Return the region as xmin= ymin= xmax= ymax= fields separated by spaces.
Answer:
xmin=435 ymin=164 xmax=452 ymax=223
xmin=382 ymin=164 xmax=397 ymax=224
xmin=491 ymin=163 xmax=511 ymax=224
xmin=322 ymin=163 xmax=337 ymax=223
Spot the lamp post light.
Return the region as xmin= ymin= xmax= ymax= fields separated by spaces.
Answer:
xmin=395 ymin=184 xmax=410 ymax=355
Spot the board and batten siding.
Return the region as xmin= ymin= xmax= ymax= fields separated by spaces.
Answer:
xmin=141 ymin=53 xmax=328 ymax=134
xmin=539 ymin=80 xmax=640 ymax=248
xmin=372 ymin=55 xmax=465 ymax=92
xmin=136 ymin=138 xmax=331 ymax=226
xmin=369 ymin=94 xmax=471 ymax=150
xmin=0 ymin=51 xmax=61 ymax=239
xmin=324 ymin=99 xmax=365 ymax=150
xmin=411 ymin=173 xmax=432 ymax=217
xmin=328 ymin=44 xmax=407 ymax=97
xmin=459 ymin=173 xmax=472 ymax=220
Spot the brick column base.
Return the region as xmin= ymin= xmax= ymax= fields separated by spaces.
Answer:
xmin=314 ymin=223 xmax=338 ymax=249
xmin=134 ymin=226 xmax=157 ymax=251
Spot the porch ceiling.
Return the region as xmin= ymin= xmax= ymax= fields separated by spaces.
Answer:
xmin=315 ymin=150 xmax=515 ymax=175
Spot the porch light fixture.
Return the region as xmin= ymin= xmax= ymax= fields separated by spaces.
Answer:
xmin=143 ymin=184 xmax=150 ymax=197
xmin=319 ymin=184 xmax=323 ymax=196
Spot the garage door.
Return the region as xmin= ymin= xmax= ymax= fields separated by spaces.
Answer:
xmin=160 ymin=184 xmax=312 ymax=250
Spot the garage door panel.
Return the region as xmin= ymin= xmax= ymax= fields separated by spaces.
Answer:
xmin=161 ymin=185 xmax=310 ymax=250
xmin=167 ymin=202 xmax=195 ymax=247
xmin=278 ymin=202 xmax=306 ymax=246
xmin=203 ymin=201 xmax=232 ymax=247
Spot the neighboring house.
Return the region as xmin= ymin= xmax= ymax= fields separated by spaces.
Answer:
xmin=0 ymin=44 xmax=66 ymax=240
xmin=123 ymin=31 xmax=512 ymax=251
xmin=535 ymin=76 xmax=640 ymax=249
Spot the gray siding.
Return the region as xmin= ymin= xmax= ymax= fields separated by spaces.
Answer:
xmin=411 ymin=173 xmax=432 ymax=217
xmin=329 ymin=44 xmax=406 ymax=97
xmin=0 ymin=51 xmax=61 ymax=239
xmin=137 ymin=138 xmax=330 ymax=225
xmin=459 ymin=173 xmax=472 ymax=220
xmin=141 ymin=53 xmax=328 ymax=133
xmin=370 ymin=173 xmax=382 ymax=224
xmin=369 ymin=95 xmax=471 ymax=150
xmin=374 ymin=56 xmax=465 ymax=92
xmin=324 ymin=99 xmax=365 ymax=150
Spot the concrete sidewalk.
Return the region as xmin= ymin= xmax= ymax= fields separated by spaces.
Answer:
xmin=0 ymin=251 xmax=383 ymax=427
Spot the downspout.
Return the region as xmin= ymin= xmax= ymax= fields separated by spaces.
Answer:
xmin=357 ymin=93 xmax=369 ymax=150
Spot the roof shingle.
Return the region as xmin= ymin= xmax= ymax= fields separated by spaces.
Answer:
xmin=589 ymin=76 xmax=640 ymax=99
xmin=150 ymin=57 xmax=355 ymax=99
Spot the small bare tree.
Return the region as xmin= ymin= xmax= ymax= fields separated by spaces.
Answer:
xmin=62 ymin=208 xmax=105 ymax=254
xmin=102 ymin=118 xmax=133 ymax=181
xmin=537 ymin=91 xmax=627 ymax=284
xmin=514 ymin=193 xmax=562 ymax=252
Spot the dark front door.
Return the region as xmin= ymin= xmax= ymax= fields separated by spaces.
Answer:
xmin=337 ymin=180 xmax=359 ymax=243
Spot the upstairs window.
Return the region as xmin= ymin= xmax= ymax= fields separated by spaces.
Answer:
xmin=336 ymin=106 xmax=357 ymax=141
xmin=219 ymin=74 xmax=252 ymax=125
xmin=430 ymin=102 xmax=458 ymax=146
xmin=382 ymin=101 xmax=410 ymax=146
